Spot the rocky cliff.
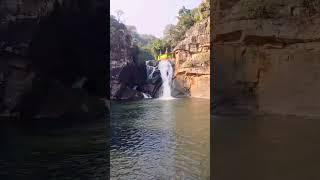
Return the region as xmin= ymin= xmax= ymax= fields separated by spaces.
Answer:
xmin=173 ymin=18 xmax=210 ymax=99
xmin=0 ymin=0 xmax=107 ymax=120
xmin=214 ymin=0 xmax=320 ymax=116
xmin=110 ymin=17 xmax=148 ymax=101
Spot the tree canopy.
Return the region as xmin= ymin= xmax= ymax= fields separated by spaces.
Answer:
xmin=161 ymin=0 xmax=210 ymax=50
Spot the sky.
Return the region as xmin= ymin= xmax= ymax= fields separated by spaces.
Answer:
xmin=110 ymin=0 xmax=203 ymax=38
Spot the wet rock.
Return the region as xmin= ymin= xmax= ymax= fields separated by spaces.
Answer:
xmin=142 ymin=80 xmax=162 ymax=98
xmin=171 ymin=79 xmax=190 ymax=98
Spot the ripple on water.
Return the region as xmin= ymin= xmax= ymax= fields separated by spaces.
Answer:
xmin=111 ymin=99 xmax=210 ymax=179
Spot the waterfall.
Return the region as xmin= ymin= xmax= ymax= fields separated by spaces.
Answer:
xmin=146 ymin=61 xmax=156 ymax=80
xmin=142 ymin=92 xmax=152 ymax=99
xmin=158 ymin=60 xmax=174 ymax=100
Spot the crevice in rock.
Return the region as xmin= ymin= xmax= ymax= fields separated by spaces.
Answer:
xmin=215 ymin=30 xmax=243 ymax=42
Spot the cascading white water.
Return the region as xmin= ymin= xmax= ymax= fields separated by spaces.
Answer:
xmin=142 ymin=92 xmax=152 ymax=99
xmin=158 ymin=60 xmax=174 ymax=100
xmin=146 ymin=61 xmax=156 ymax=80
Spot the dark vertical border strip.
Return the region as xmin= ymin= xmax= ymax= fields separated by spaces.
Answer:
xmin=210 ymin=0 xmax=218 ymax=179
xmin=210 ymin=0 xmax=213 ymax=179
xmin=106 ymin=0 xmax=111 ymax=179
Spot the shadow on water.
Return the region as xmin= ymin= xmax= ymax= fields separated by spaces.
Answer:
xmin=213 ymin=114 xmax=320 ymax=180
xmin=0 ymin=117 xmax=108 ymax=179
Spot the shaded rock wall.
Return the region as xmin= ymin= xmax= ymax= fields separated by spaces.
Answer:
xmin=214 ymin=0 xmax=320 ymax=116
xmin=0 ymin=0 xmax=108 ymax=120
xmin=110 ymin=17 xmax=147 ymax=101
xmin=174 ymin=18 xmax=210 ymax=99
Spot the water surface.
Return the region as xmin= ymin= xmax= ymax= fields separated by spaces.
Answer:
xmin=0 ymin=119 xmax=107 ymax=179
xmin=111 ymin=98 xmax=210 ymax=179
xmin=213 ymin=114 xmax=320 ymax=180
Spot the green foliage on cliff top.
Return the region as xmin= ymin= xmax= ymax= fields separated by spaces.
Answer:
xmin=194 ymin=0 xmax=210 ymax=22
xmin=149 ymin=39 xmax=170 ymax=59
xmin=110 ymin=15 xmax=157 ymax=62
xmin=163 ymin=0 xmax=210 ymax=48
xmin=127 ymin=25 xmax=157 ymax=48
xmin=126 ymin=25 xmax=158 ymax=61
xmin=138 ymin=47 xmax=154 ymax=61
xmin=163 ymin=7 xmax=195 ymax=48
xmin=110 ymin=0 xmax=210 ymax=61
xmin=141 ymin=0 xmax=210 ymax=60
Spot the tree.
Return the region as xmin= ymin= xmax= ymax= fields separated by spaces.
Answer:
xmin=139 ymin=47 xmax=154 ymax=61
xmin=126 ymin=25 xmax=137 ymax=33
xmin=177 ymin=6 xmax=195 ymax=32
xmin=163 ymin=24 xmax=175 ymax=39
xmin=115 ymin=9 xmax=124 ymax=22
xmin=150 ymin=39 xmax=170 ymax=59
xmin=197 ymin=0 xmax=210 ymax=20
xmin=163 ymin=24 xmax=179 ymax=48
xmin=160 ymin=6 xmax=196 ymax=48
xmin=160 ymin=1 xmax=211 ymax=50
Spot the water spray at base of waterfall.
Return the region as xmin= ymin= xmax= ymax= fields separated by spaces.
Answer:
xmin=142 ymin=92 xmax=152 ymax=99
xmin=158 ymin=60 xmax=175 ymax=100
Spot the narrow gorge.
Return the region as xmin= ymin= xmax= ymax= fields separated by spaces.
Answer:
xmin=110 ymin=14 xmax=211 ymax=101
xmin=110 ymin=1 xmax=211 ymax=178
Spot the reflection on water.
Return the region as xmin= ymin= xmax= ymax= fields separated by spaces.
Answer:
xmin=111 ymin=98 xmax=210 ymax=179
xmin=213 ymin=114 xmax=320 ymax=180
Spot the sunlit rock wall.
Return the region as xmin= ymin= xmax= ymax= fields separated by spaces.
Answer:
xmin=174 ymin=18 xmax=211 ymax=99
xmin=214 ymin=0 xmax=320 ymax=116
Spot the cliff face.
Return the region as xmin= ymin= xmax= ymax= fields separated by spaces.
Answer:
xmin=214 ymin=0 xmax=320 ymax=116
xmin=0 ymin=0 xmax=107 ymax=120
xmin=173 ymin=18 xmax=210 ymax=99
xmin=110 ymin=17 xmax=147 ymax=101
